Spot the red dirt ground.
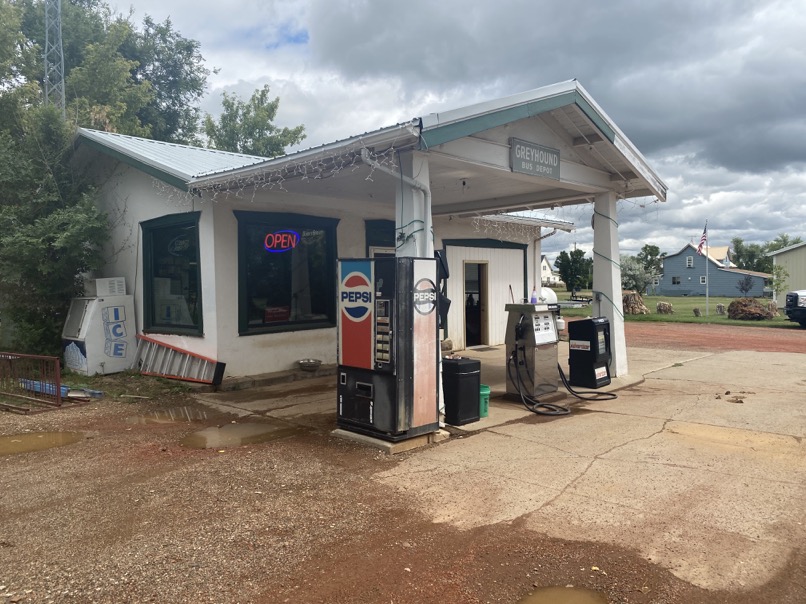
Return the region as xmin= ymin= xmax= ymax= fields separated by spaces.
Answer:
xmin=625 ymin=322 xmax=805 ymax=353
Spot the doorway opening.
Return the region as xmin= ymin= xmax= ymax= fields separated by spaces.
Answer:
xmin=464 ymin=262 xmax=488 ymax=347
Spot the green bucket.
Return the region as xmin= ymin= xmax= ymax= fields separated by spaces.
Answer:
xmin=479 ymin=384 xmax=490 ymax=418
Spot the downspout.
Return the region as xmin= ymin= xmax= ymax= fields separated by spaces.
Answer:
xmin=360 ymin=148 xmax=432 ymax=256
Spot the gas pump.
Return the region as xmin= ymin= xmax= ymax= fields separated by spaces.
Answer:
xmin=337 ymin=257 xmax=440 ymax=441
xmin=505 ymin=303 xmax=561 ymax=398
xmin=505 ymin=303 xmax=570 ymax=416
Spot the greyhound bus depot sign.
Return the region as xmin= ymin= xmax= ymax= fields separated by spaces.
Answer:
xmin=510 ymin=138 xmax=560 ymax=180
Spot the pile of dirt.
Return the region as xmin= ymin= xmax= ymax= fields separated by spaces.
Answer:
xmin=727 ymin=298 xmax=775 ymax=321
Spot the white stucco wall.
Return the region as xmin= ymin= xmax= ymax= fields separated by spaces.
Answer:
xmin=92 ymin=160 xmax=401 ymax=377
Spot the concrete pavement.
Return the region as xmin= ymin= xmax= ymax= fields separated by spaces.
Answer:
xmin=193 ymin=343 xmax=806 ymax=592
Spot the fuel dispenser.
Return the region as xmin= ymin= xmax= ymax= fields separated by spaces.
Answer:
xmin=567 ymin=317 xmax=612 ymax=388
xmin=505 ymin=303 xmax=562 ymax=400
xmin=337 ymin=257 xmax=440 ymax=441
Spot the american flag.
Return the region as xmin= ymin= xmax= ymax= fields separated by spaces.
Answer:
xmin=696 ymin=223 xmax=707 ymax=256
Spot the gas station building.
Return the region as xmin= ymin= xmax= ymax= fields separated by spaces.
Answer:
xmin=76 ymin=79 xmax=667 ymax=381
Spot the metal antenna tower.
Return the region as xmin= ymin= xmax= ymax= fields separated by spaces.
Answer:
xmin=44 ymin=0 xmax=66 ymax=117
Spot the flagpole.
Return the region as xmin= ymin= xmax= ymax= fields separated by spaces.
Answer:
xmin=705 ymin=222 xmax=709 ymax=317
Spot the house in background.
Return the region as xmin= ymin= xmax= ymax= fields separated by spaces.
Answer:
xmin=540 ymin=255 xmax=562 ymax=286
xmin=657 ymin=243 xmax=769 ymax=297
xmin=767 ymin=240 xmax=806 ymax=302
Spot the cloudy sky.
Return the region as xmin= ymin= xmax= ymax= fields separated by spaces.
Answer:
xmin=118 ymin=0 xmax=806 ymax=259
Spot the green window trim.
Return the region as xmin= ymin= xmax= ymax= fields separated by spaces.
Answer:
xmin=141 ymin=211 xmax=203 ymax=336
xmin=234 ymin=211 xmax=340 ymax=336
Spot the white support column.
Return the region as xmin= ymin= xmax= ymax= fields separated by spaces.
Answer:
xmin=592 ymin=191 xmax=628 ymax=376
xmin=532 ymin=230 xmax=542 ymax=293
xmin=396 ymin=152 xmax=432 ymax=257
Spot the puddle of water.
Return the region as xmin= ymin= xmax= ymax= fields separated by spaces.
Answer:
xmin=0 ymin=432 xmax=83 ymax=456
xmin=180 ymin=421 xmax=305 ymax=449
xmin=126 ymin=406 xmax=208 ymax=425
xmin=517 ymin=586 xmax=608 ymax=604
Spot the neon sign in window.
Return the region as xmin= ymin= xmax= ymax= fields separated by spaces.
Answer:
xmin=264 ymin=229 xmax=300 ymax=253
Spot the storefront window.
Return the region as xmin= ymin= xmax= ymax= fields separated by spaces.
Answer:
xmin=141 ymin=212 xmax=202 ymax=335
xmin=235 ymin=211 xmax=338 ymax=334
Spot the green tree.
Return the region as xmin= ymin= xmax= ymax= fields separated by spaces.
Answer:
xmin=66 ymin=19 xmax=153 ymax=136
xmin=770 ymin=264 xmax=790 ymax=298
xmin=620 ymin=255 xmax=653 ymax=293
xmin=0 ymin=107 xmax=108 ymax=354
xmin=731 ymin=237 xmax=768 ymax=273
xmin=204 ymin=84 xmax=306 ymax=156
xmin=736 ymin=275 xmax=754 ymax=296
xmin=17 ymin=0 xmax=112 ymax=89
xmin=15 ymin=0 xmax=210 ymax=142
xmin=554 ymin=249 xmax=591 ymax=292
xmin=636 ymin=243 xmax=664 ymax=276
xmin=122 ymin=15 xmax=211 ymax=144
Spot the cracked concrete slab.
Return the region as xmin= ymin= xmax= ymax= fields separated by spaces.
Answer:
xmin=372 ymin=347 xmax=806 ymax=592
xmin=196 ymin=345 xmax=806 ymax=593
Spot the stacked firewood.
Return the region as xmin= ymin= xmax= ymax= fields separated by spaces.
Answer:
xmin=656 ymin=301 xmax=674 ymax=314
xmin=623 ymin=291 xmax=650 ymax=314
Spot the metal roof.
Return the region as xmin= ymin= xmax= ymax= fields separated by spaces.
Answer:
xmin=76 ymin=80 xmax=668 ymax=212
xmin=766 ymin=241 xmax=806 ymax=256
xmin=77 ymin=128 xmax=268 ymax=190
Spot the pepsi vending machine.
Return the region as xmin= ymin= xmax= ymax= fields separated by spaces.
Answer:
xmin=337 ymin=257 xmax=440 ymax=441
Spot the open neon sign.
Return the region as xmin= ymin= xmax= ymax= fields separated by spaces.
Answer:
xmin=264 ymin=229 xmax=300 ymax=253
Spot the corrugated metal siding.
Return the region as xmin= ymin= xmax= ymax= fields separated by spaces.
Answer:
xmin=444 ymin=245 xmax=524 ymax=350
xmin=777 ymin=247 xmax=806 ymax=296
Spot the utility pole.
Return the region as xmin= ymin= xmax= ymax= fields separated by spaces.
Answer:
xmin=44 ymin=0 xmax=66 ymax=118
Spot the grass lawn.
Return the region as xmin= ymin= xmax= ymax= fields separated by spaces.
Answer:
xmin=555 ymin=291 xmax=799 ymax=329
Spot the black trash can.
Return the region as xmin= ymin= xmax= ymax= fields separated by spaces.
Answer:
xmin=442 ymin=357 xmax=481 ymax=426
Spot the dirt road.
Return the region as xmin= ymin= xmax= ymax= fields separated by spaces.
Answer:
xmin=625 ymin=322 xmax=804 ymax=353
xmin=0 ymin=323 xmax=803 ymax=604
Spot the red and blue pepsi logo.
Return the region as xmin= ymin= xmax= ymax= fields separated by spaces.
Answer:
xmin=341 ymin=272 xmax=373 ymax=321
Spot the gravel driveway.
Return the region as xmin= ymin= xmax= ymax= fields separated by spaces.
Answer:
xmin=1 ymin=323 xmax=804 ymax=604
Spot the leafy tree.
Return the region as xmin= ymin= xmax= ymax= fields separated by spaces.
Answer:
xmin=766 ymin=233 xmax=802 ymax=252
xmin=620 ymin=255 xmax=653 ymax=293
xmin=736 ymin=275 xmax=754 ymax=296
xmin=731 ymin=237 xmax=769 ymax=273
xmin=15 ymin=0 xmax=210 ymax=142
xmin=204 ymin=84 xmax=306 ymax=156
xmin=770 ymin=264 xmax=790 ymax=298
xmin=636 ymin=243 xmax=664 ymax=276
xmin=66 ymin=19 xmax=153 ymax=136
xmin=122 ymin=15 xmax=211 ymax=144
xmin=731 ymin=234 xmax=802 ymax=274
xmin=554 ymin=249 xmax=591 ymax=292
xmin=17 ymin=0 xmax=112 ymax=89
xmin=0 ymin=107 xmax=108 ymax=354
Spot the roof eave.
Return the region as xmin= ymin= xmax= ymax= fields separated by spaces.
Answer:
xmin=77 ymin=128 xmax=191 ymax=191
xmin=419 ymin=80 xmax=667 ymax=203
xmin=189 ymin=121 xmax=421 ymax=190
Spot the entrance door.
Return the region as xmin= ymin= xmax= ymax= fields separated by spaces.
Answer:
xmin=464 ymin=262 xmax=488 ymax=346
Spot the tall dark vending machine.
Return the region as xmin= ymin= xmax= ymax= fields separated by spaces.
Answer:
xmin=568 ymin=317 xmax=612 ymax=388
xmin=337 ymin=257 xmax=440 ymax=441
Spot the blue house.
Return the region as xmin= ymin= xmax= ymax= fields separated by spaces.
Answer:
xmin=656 ymin=243 xmax=769 ymax=297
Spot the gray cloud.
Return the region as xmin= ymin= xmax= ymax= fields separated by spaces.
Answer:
xmin=127 ymin=0 xmax=806 ymax=258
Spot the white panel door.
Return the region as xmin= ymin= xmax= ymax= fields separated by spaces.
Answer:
xmin=445 ymin=246 xmax=524 ymax=350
